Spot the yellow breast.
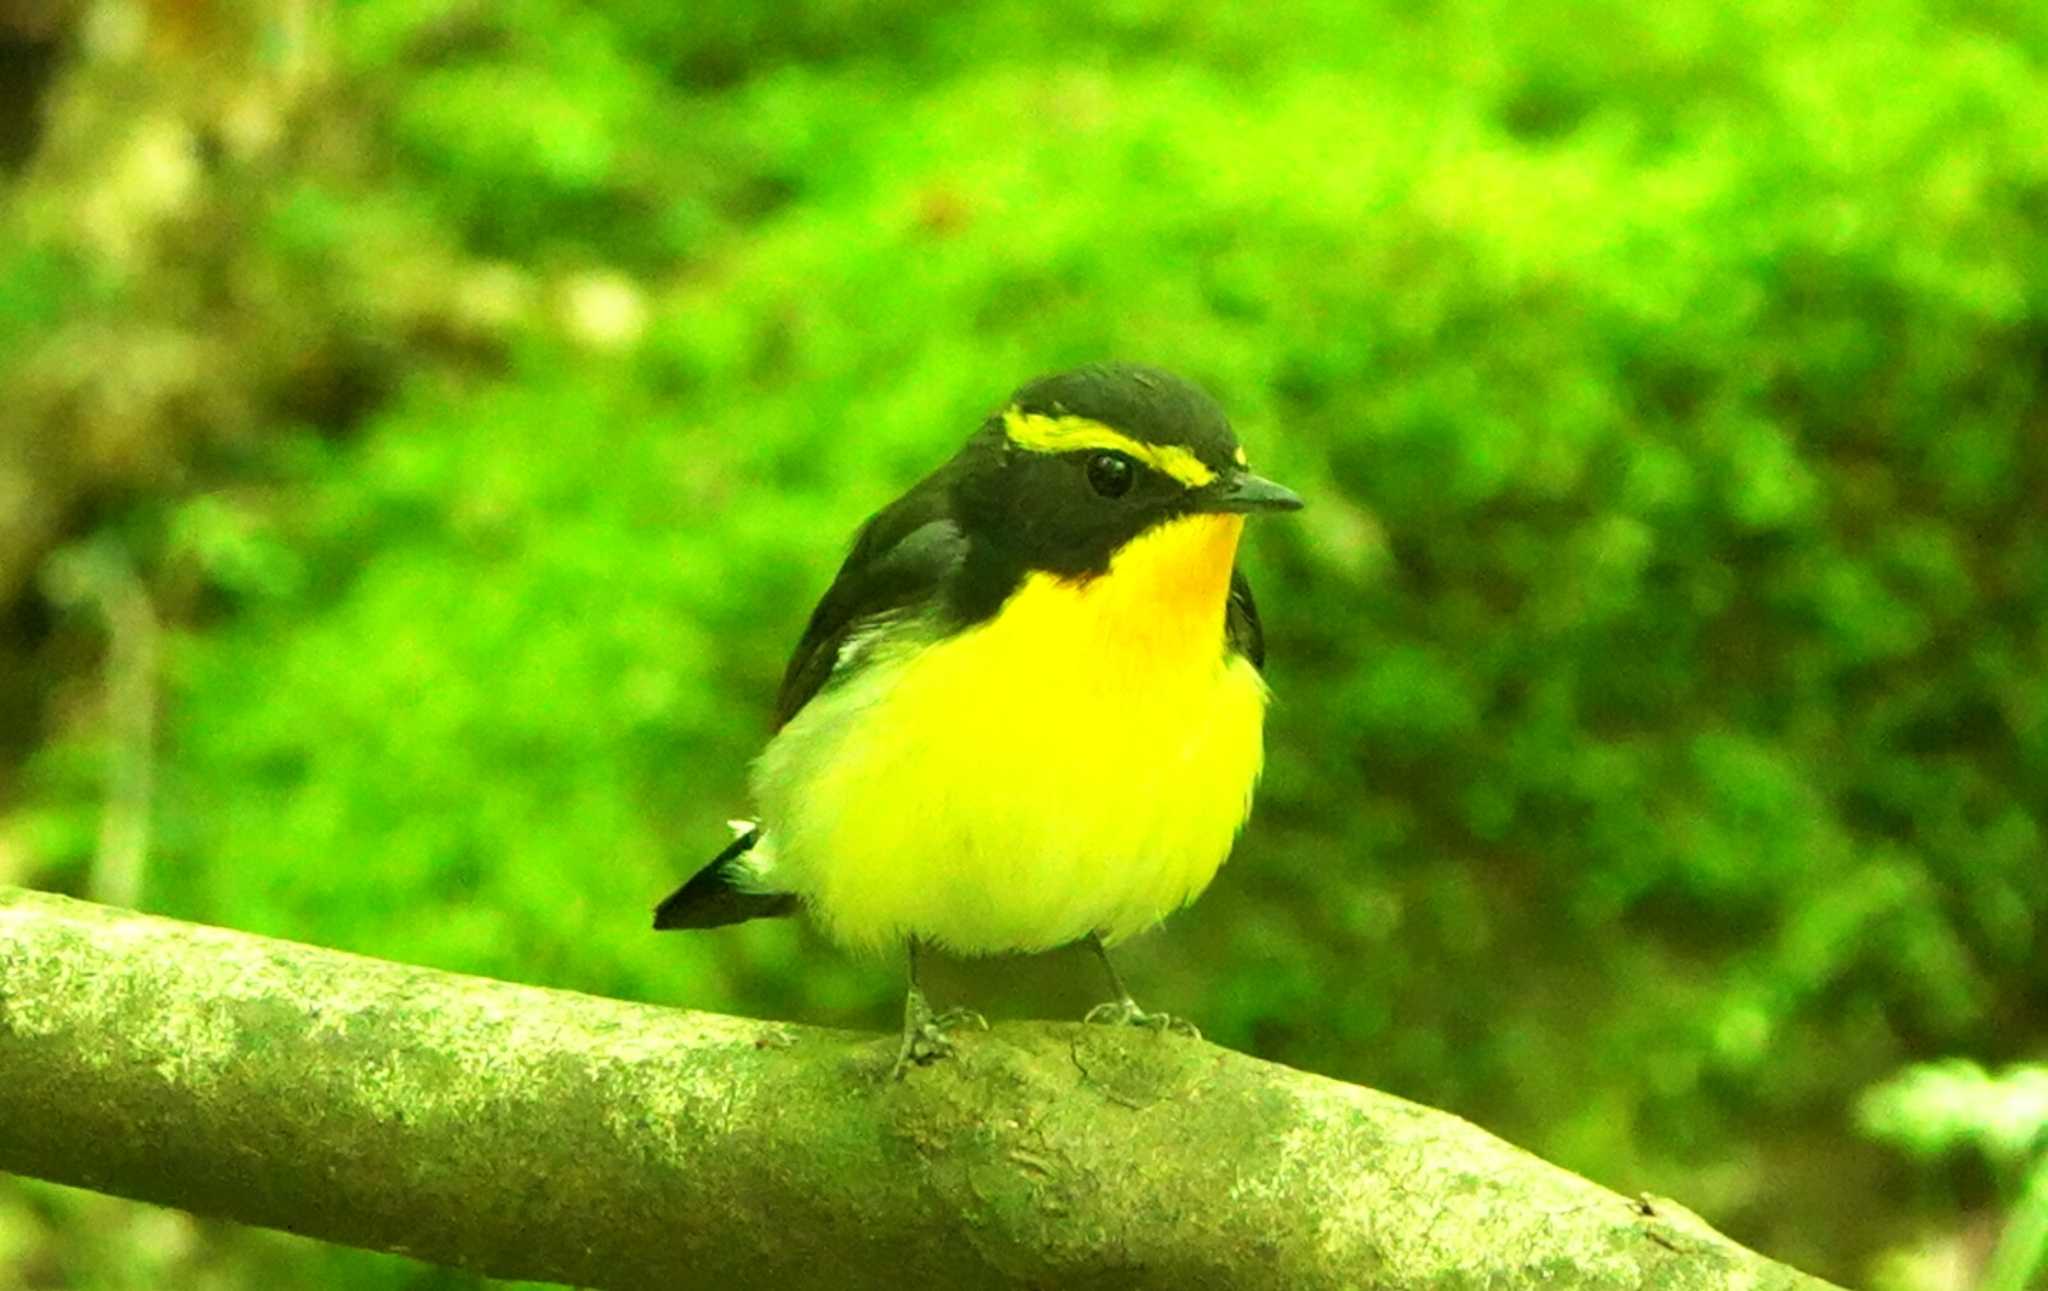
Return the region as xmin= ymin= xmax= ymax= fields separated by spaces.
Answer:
xmin=751 ymin=515 xmax=1269 ymax=956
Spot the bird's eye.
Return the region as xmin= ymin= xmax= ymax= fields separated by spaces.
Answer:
xmin=1086 ymin=452 xmax=1136 ymax=499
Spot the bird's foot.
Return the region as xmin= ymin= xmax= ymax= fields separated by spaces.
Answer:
xmin=890 ymin=992 xmax=988 ymax=1079
xmin=1083 ymin=996 xmax=1201 ymax=1040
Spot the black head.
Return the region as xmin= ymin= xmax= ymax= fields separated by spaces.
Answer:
xmin=1011 ymin=364 xmax=1242 ymax=478
xmin=949 ymin=363 xmax=1301 ymax=589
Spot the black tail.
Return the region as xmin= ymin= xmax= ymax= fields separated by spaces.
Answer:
xmin=653 ymin=828 xmax=797 ymax=931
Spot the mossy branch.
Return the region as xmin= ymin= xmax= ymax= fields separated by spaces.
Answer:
xmin=0 ymin=887 xmax=1839 ymax=1290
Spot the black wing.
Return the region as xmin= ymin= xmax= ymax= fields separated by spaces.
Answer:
xmin=1226 ymin=565 xmax=1265 ymax=670
xmin=773 ymin=473 xmax=966 ymax=729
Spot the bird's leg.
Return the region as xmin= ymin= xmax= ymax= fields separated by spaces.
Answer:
xmin=890 ymin=938 xmax=987 ymax=1079
xmin=1081 ymin=933 xmax=1200 ymax=1038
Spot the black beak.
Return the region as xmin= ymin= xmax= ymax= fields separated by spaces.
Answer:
xmin=1197 ymin=470 xmax=1304 ymax=514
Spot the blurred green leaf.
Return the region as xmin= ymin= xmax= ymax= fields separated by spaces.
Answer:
xmin=1859 ymin=1061 xmax=2048 ymax=1167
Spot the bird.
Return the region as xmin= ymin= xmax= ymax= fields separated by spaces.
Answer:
xmin=653 ymin=362 xmax=1302 ymax=1076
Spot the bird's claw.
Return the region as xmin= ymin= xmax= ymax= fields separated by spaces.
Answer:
xmin=932 ymin=1006 xmax=989 ymax=1033
xmin=890 ymin=996 xmax=987 ymax=1079
xmin=1083 ymin=997 xmax=1201 ymax=1040
xmin=891 ymin=1021 xmax=953 ymax=1078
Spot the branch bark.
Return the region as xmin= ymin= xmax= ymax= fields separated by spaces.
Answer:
xmin=0 ymin=887 xmax=1840 ymax=1290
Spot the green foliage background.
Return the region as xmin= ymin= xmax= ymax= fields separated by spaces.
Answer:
xmin=1 ymin=0 xmax=2044 ymax=1286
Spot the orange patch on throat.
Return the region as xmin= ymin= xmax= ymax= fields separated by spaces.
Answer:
xmin=1084 ymin=514 xmax=1245 ymax=651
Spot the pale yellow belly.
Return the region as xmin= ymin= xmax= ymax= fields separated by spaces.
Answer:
xmin=749 ymin=563 xmax=1269 ymax=956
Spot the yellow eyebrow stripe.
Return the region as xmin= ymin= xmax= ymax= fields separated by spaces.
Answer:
xmin=1001 ymin=407 xmax=1218 ymax=488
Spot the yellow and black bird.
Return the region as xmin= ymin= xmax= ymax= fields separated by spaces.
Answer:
xmin=654 ymin=363 xmax=1301 ymax=1073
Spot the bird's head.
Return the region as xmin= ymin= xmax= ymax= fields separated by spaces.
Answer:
xmin=954 ymin=363 xmax=1301 ymax=583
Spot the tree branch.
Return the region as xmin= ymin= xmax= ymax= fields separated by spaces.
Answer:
xmin=0 ymin=887 xmax=1839 ymax=1290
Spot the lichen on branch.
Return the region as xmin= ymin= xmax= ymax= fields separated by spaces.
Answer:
xmin=0 ymin=887 xmax=1840 ymax=1291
